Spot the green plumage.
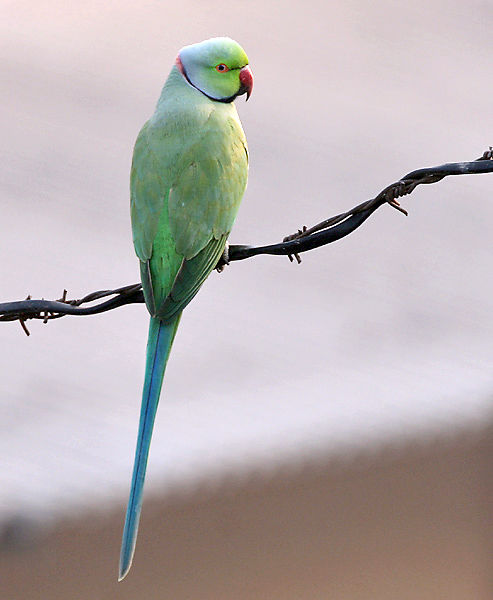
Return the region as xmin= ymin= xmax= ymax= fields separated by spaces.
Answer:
xmin=131 ymin=66 xmax=248 ymax=318
xmin=120 ymin=37 xmax=251 ymax=581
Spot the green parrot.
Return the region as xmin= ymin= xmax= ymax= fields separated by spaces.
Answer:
xmin=119 ymin=37 xmax=253 ymax=581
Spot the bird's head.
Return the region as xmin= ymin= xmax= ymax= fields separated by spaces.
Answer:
xmin=176 ymin=37 xmax=253 ymax=103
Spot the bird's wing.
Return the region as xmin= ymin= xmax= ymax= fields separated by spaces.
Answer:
xmin=131 ymin=109 xmax=248 ymax=318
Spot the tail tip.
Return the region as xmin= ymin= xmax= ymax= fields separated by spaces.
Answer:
xmin=118 ymin=552 xmax=133 ymax=582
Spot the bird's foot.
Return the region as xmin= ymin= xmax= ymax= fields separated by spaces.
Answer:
xmin=216 ymin=244 xmax=230 ymax=273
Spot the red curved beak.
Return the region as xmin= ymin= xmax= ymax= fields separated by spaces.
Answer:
xmin=239 ymin=65 xmax=253 ymax=101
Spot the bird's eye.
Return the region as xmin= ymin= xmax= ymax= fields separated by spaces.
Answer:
xmin=215 ymin=63 xmax=229 ymax=72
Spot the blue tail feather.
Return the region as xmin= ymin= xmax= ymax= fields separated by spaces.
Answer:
xmin=119 ymin=315 xmax=180 ymax=581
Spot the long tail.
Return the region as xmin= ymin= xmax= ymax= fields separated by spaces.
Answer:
xmin=118 ymin=314 xmax=181 ymax=581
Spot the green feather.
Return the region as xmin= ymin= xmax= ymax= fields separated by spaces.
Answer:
xmin=121 ymin=37 xmax=250 ymax=580
xmin=131 ymin=66 xmax=248 ymax=316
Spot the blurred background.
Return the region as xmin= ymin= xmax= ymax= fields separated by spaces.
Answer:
xmin=1 ymin=1 xmax=492 ymax=598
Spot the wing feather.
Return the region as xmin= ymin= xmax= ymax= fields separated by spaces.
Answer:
xmin=155 ymin=235 xmax=227 ymax=322
xmin=130 ymin=100 xmax=248 ymax=320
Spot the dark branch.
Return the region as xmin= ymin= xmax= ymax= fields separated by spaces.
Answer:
xmin=1 ymin=148 xmax=492 ymax=334
xmin=0 ymin=285 xmax=144 ymax=335
xmin=224 ymin=148 xmax=493 ymax=263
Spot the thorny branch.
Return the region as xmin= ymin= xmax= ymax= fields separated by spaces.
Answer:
xmin=1 ymin=148 xmax=492 ymax=335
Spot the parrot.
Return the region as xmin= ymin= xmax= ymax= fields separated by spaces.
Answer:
xmin=118 ymin=37 xmax=253 ymax=581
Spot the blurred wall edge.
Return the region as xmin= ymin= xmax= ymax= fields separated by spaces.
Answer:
xmin=1 ymin=420 xmax=491 ymax=600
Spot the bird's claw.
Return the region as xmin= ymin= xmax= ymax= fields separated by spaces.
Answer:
xmin=216 ymin=244 xmax=230 ymax=273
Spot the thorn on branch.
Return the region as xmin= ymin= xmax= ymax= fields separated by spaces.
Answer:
xmin=479 ymin=146 xmax=493 ymax=161
xmin=284 ymin=226 xmax=307 ymax=263
xmin=388 ymin=199 xmax=409 ymax=216
xmin=19 ymin=319 xmax=30 ymax=336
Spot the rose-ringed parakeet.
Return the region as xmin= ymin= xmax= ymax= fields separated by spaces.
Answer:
xmin=119 ymin=37 xmax=253 ymax=581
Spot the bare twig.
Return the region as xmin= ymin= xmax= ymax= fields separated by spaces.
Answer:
xmin=224 ymin=147 xmax=493 ymax=263
xmin=0 ymin=285 xmax=144 ymax=331
xmin=1 ymin=149 xmax=492 ymax=328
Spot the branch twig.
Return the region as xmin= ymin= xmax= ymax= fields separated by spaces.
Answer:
xmin=1 ymin=148 xmax=492 ymax=334
xmin=0 ymin=285 xmax=144 ymax=335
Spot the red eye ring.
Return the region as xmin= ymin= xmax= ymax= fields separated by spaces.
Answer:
xmin=215 ymin=63 xmax=229 ymax=73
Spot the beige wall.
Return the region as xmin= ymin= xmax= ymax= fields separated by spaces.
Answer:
xmin=2 ymin=424 xmax=491 ymax=599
